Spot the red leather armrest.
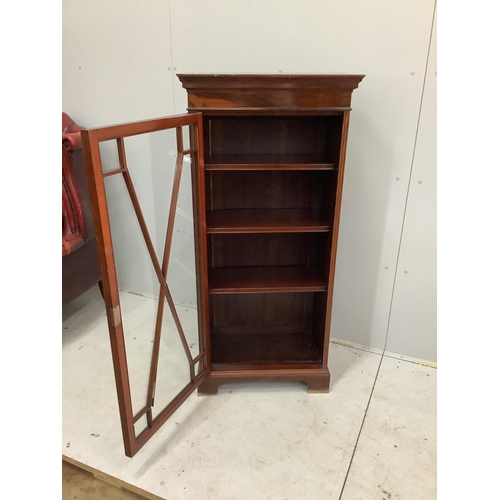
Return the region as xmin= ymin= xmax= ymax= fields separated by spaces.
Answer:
xmin=62 ymin=112 xmax=84 ymax=150
xmin=62 ymin=233 xmax=84 ymax=256
xmin=62 ymin=112 xmax=87 ymax=240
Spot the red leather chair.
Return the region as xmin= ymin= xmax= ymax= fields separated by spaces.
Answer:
xmin=62 ymin=113 xmax=102 ymax=306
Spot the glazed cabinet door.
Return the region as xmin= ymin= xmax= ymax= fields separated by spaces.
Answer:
xmin=81 ymin=113 xmax=208 ymax=457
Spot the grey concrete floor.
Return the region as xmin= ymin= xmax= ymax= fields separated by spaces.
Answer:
xmin=63 ymin=286 xmax=436 ymax=499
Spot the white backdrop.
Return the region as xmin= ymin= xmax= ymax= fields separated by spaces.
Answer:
xmin=62 ymin=0 xmax=437 ymax=361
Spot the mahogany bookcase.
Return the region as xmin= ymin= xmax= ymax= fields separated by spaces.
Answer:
xmin=82 ymin=74 xmax=364 ymax=457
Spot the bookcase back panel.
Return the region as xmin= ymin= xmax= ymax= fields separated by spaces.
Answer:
xmin=208 ymin=233 xmax=328 ymax=270
xmin=210 ymin=293 xmax=313 ymax=334
xmin=205 ymin=116 xmax=342 ymax=160
xmin=207 ymin=170 xmax=335 ymax=212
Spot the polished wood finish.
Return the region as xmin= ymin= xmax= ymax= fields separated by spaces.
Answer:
xmin=178 ymin=74 xmax=364 ymax=109
xmin=82 ymin=74 xmax=363 ymax=456
xmin=207 ymin=208 xmax=330 ymax=233
xmin=211 ymin=331 xmax=322 ymax=367
xmin=206 ymin=170 xmax=335 ymax=211
xmin=209 ymin=291 xmax=326 ymax=369
xmin=208 ymin=232 xmax=329 ymax=269
xmin=205 ymin=115 xmax=340 ymax=158
xmin=187 ymin=107 xmax=350 ymax=116
xmin=81 ymin=113 xmax=208 ymax=457
xmin=210 ymin=292 xmax=314 ymax=333
xmin=197 ymin=368 xmax=331 ymax=396
xmin=209 ymin=266 xmax=326 ymax=294
xmin=178 ymin=74 xmax=364 ymax=395
xmin=205 ymin=154 xmax=335 ymax=170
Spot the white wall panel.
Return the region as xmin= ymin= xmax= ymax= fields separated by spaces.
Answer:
xmin=62 ymin=0 xmax=175 ymax=125
xmin=62 ymin=1 xmax=189 ymax=299
xmin=62 ymin=0 xmax=437 ymax=356
xmin=169 ymin=0 xmax=436 ymax=350
xmin=386 ymin=16 xmax=437 ymax=361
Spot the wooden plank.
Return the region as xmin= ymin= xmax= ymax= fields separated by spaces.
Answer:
xmin=205 ymin=154 xmax=335 ymax=171
xmin=177 ymin=73 xmax=365 ymax=90
xmin=205 ymin=164 xmax=335 ymax=171
xmin=206 ymin=208 xmax=330 ymax=233
xmin=320 ymin=112 xmax=351 ymax=369
xmin=81 ymin=129 xmax=136 ymax=458
xmin=198 ymin=366 xmax=331 ymax=395
xmin=62 ymin=456 xmax=165 ymax=500
xmin=86 ymin=113 xmax=200 ymax=142
xmin=188 ymin=107 xmax=350 ymax=116
xmin=208 ymin=266 xmax=327 ymax=294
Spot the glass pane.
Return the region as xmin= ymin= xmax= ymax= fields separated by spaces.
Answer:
xmin=101 ymin=159 xmax=157 ymax=417
xmin=153 ymin=134 xmax=201 ymax=416
xmin=134 ymin=414 xmax=149 ymax=437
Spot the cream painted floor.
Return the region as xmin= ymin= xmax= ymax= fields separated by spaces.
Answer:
xmin=62 ymin=285 xmax=436 ymax=500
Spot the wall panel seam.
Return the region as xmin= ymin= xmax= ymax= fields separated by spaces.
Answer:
xmin=168 ymin=0 xmax=177 ymax=113
xmin=383 ymin=0 xmax=437 ymax=352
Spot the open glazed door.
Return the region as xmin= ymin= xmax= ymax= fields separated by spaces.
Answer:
xmin=81 ymin=113 xmax=208 ymax=457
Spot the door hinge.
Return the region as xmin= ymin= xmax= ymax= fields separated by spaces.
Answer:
xmin=151 ymin=381 xmax=156 ymax=407
xmin=110 ymin=305 xmax=121 ymax=328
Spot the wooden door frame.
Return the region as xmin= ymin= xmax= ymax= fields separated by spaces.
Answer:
xmin=81 ymin=113 xmax=209 ymax=457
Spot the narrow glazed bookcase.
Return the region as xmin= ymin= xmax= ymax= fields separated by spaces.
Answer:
xmin=82 ymin=74 xmax=364 ymax=456
xmin=178 ymin=74 xmax=364 ymax=394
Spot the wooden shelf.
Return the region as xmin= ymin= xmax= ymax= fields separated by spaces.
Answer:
xmin=211 ymin=331 xmax=322 ymax=369
xmin=205 ymin=154 xmax=336 ymax=171
xmin=206 ymin=209 xmax=331 ymax=233
xmin=208 ymin=266 xmax=327 ymax=294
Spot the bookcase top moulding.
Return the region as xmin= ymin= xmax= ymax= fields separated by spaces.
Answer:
xmin=177 ymin=74 xmax=365 ymax=110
